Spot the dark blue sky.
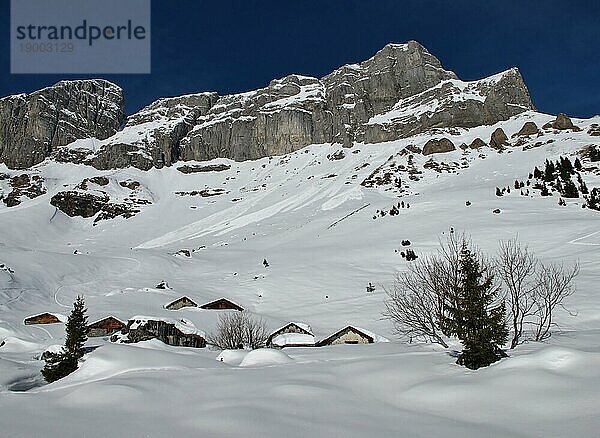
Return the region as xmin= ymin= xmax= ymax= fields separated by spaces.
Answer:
xmin=1 ymin=0 xmax=599 ymax=117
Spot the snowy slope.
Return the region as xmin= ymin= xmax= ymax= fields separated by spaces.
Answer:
xmin=0 ymin=111 xmax=600 ymax=436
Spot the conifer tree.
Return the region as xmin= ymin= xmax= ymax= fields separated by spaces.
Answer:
xmin=562 ymin=180 xmax=580 ymax=198
xmin=574 ymin=157 xmax=582 ymax=171
xmin=577 ymin=174 xmax=589 ymax=194
xmin=41 ymin=296 xmax=88 ymax=383
xmin=543 ymin=160 xmax=555 ymax=182
xmin=586 ymin=188 xmax=600 ymax=211
xmin=440 ymin=246 xmax=508 ymax=369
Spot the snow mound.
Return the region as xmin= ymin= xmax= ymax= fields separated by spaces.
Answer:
xmin=216 ymin=349 xmax=250 ymax=366
xmin=238 ymin=348 xmax=293 ymax=367
xmin=0 ymin=336 xmax=41 ymax=353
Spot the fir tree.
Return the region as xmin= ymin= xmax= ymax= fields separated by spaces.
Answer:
xmin=440 ymin=246 xmax=508 ymax=369
xmin=41 ymin=296 xmax=88 ymax=383
xmin=559 ymin=157 xmax=572 ymax=181
xmin=495 ymin=187 xmax=503 ymax=197
xmin=533 ymin=166 xmax=543 ymax=179
xmin=574 ymin=157 xmax=582 ymax=171
xmin=577 ymin=174 xmax=589 ymax=194
xmin=562 ymin=180 xmax=580 ymax=198
xmin=586 ymin=188 xmax=600 ymax=211
xmin=543 ymin=160 xmax=555 ymax=182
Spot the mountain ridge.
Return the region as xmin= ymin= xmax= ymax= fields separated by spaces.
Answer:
xmin=0 ymin=41 xmax=534 ymax=170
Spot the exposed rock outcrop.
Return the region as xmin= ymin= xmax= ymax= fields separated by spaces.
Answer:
xmin=469 ymin=138 xmax=487 ymax=149
xmin=490 ymin=128 xmax=509 ymax=150
xmin=543 ymin=113 xmax=581 ymax=131
xmin=1 ymin=174 xmax=46 ymax=207
xmin=514 ymin=121 xmax=540 ymax=137
xmin=0 ymin=80 xmax=124 ymax=169
xmin=50 ymin=176 xmax=151 ymax=223
xmin=50 ymin=191 xmax=109 ymax=218
xmin=422 ymin=138 xmax=456 ymax=156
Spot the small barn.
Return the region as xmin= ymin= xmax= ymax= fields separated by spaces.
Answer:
xmin=23 ymin=313 xmax=62 ymax=325
xmin=113 ymin=316 xmax=206 ymax=348
xmin=317 ymin=326 xmax=388 ymax=346
xmin=267 ymin=322 xmax=315 ymax=348
xmin=164 ymin=296 xmax=198 ymax=311
xmin=200 ymin=298 xmax=243 ymax=311
xmin=87 ymin=316 xmax=126 ymax=337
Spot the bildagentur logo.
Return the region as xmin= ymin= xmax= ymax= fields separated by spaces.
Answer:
xmin=10 ymin=0 xmax=151 ymax=74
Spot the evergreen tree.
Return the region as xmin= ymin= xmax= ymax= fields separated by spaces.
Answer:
xmin=440 ymin=246 xmax=508 ymax=370
xmin=495 ymin=187 xmax=503 ymax=197
xmin=562 ymin=180 xmax=580 ymax=198
xmin=586 ymin=188 xmax=600 ymax=211
xmin=574 ymin=157 xmax=582 ymax=171
xmin=543 ymin=160 xmax=555 ymax=182
xmin=590 ymin=147 xmax=600 ymax=162
xmin=533 ymin=166 xmax=543 ymax=179
xmin=540 ymin=183 xmax=550 ymax=196
xmin=577 ymin=174 xmax=589 ymax=194
xmin=41 ymin=296 xmax=88 ymax=383
xmin=559 ymin=157 xmax=572 ymax=181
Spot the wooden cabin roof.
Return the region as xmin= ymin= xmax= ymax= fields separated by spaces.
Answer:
xmin=199 ymin=298 xmax=243 ymax=311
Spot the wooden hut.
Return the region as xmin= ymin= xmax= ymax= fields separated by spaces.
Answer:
xmin=164 ymin=296 xmax=198 ymax=311
xmin=200 ymin=298 xmax=243 ymax=311
xmin=267 ymin=322 xmax=315 ymax=348
xmin=23 ymin=313 xmax=61 ymax=325
xmin=87 ymin=316 xmax=126 ymax=337
xmin=114 ymin=316 xmax=206 ymax=348
xmin=317 ymin=326 xmax=388 ymax=346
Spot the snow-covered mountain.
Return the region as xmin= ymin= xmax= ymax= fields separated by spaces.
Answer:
xmin=1 ymin=41 xmax=532 ymax=171
xmin=1 ymin=41 xmax=600 ymax=437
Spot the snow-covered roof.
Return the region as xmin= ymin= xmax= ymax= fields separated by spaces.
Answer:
xmin=200 ymin=297 xmax=243 ymax=310
xmin=128 ymin=316 xmax=205 ymax=337
xmin=352 ymin=327 xmax=390 ymax=343
xmin=320 ymin=326 xmax=389 ymax=344
xmin=22 ymin=312 xmax=66 ymax=324
xmin=88 ymin=315 xmax=125 ymax=326
xmin=163 ymin=296 xmax=198 ymax=309
xmin=270 ymin=322 xmax=313 ymax=336
xmin=271 ymin=333 xmax=315 ymax=347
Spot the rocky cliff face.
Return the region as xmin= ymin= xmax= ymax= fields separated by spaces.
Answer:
xmin=0 ymin=80 xmax=124 ymax=169
xmin=0 ymin=41 xmax=535 ymax=170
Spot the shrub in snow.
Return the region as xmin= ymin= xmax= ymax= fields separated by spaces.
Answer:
xmin=208 ymin=311 xmax=268 ymax=350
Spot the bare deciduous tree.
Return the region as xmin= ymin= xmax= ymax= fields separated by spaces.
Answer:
xmin=384 ymin=269 xmax=448 ymax=347
xmin=497 ymin=238 xmax=579 ymax=345
xmin=208 ymin=311 xmax=268 ymax=350
xmin=383 ymin=233 xmax=470 ymax=348
xmin=531 ymin=261 xmax=579 ymax=341
xmin=497 ymin=238 xmax=538 ymax=348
